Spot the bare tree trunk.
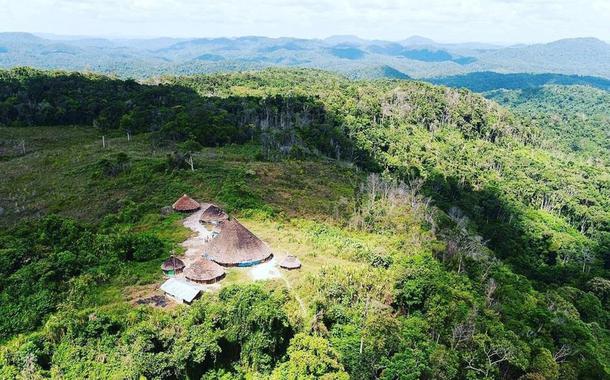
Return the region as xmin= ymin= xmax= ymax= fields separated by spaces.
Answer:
xmin=127 ymin=131 xmax=131 ymax=141
xmin=359 ymin=296 xmax=370 ymax=355
xmin=185 ymin=154 xmax=194 ymax=172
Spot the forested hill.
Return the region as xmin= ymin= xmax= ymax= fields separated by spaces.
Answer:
xmin=1 ymin=68 xmax=609 ymax=379
xmin=170 ymin=70 xmax=610 ymax=280
xmin=486 ymin=85 xmax=610 ymax=162
xmin=1 ymin=33 xmax=610 ymax=79
xmin=429 ymin=72 xmax=610 ymax=92
xmin=425 ymin=73 xmax=610 ymax=164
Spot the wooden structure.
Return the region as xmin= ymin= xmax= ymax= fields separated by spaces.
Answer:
xmin=205 ymin=218 xmax=273 ymax=267
xmin=280 ymin=255 xmax=302 ymax=270
xmin=161 ymin=255 xmax=185 ymax=276
xmin=172 ymin=194 xmax=200 ymax=212
xmin=184 ymin=259 xmax=226 ymax=284
xmin=199 ymin=204 xmax=229 ymax=225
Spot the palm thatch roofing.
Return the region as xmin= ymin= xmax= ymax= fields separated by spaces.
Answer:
xmin=206 ymin=218 xmax=273 ymax=266
xmin=184 ymin=259 xmax=225 ymax=283
xmin=172 ymin=194 xmax=200 ymax=212
xmin=280 ymin=255 xmax=301 ymax=270
xmin=200 ymin=204 xmax=229 ymax=224
xmin=161 ymin=256 xmax=186 ymax=271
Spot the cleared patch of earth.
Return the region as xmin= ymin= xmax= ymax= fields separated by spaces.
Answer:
xmin=171 ymin=206 xmax=221 ymax=291
xmin=154 ymin=208 xmax=307 ymax=316
xmin=248 ymin=255 xmax=282 ymax=281
xmin=165 ymin=208 xmax=295 ymax=299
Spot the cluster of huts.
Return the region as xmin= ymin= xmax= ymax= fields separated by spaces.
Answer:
xmin=160 ymin=194 xmax=301 ymax=304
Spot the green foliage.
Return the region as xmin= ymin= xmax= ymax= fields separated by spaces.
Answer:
xmin=431 ymin=72 xmax=610 ymax=92
xmin=1 ymin=68 xmax=610 ymax=379
xmin=0 ymin=68 xmax=350 ymax=159
xmin=218 ymin=284 xmax=293 ymax=372
xmin=271 ymin=333 xmax=349 ymax=380
xmin=97 ymin=152 xmax=131 ymax=177
xmin=0 ymin=215 xmax=167 ymax=339
xmin=486 ymin=85 xmax=610 ymax=161
xmin=529 ymin=348 xmax=559 ymax=380
xmin=0 ymin=285 xmax=294 ymax=379
xmin=113 ymin=232 xmax=165 ymax=262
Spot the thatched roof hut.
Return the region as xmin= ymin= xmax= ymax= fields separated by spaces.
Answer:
xmin=184 ymin=259 xmax=225 ymax=284
xmin=280 ymin=255 xmax=301 ymax=270
xmin=205 ymin=218 xmax=273 ymax=266
xmin=172 ymin=194 xmax=200 ymax=212
xmin=200 ymin=204 xmax=229 ymax=225
xmin=161 ymin=256 xmax=186 ymax=276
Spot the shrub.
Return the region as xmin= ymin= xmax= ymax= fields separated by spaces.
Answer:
xmin=113 ymin=233 xmax=165 ymax=262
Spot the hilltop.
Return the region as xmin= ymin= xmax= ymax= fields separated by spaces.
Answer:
xmin=0 ymin=68 xmax=609 ymax=379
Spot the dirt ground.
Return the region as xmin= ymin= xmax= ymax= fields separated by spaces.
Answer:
xmin=177 ymin=207 xmax=284 ymax=286
xmin=179 ymin=206 xmax=214 ymax=267
xmin=248 ymin=255 xmax=282 ymax=281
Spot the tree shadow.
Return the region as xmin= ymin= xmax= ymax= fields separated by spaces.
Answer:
xmin=423 ymin=171 xmax=595 ymax=287
xmin=0 ymin=68 xmax=363 ymax=163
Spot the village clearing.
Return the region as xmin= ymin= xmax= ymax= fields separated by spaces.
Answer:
xmin=162 ymin=206 xmax=287 ymax=296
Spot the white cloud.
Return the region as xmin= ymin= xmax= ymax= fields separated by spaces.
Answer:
xmin=0 ymin=0 xmax=608 ymax=43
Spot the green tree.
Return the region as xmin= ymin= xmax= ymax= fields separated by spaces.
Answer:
xmin=271 ymin=333 xmax=349 ymax=380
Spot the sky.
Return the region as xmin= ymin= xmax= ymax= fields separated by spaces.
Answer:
xmin=1 ymin=0 xmax=609 ymax=44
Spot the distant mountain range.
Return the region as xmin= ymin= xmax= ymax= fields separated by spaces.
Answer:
xmin=1 ymin=32 xmax=610 ymax=80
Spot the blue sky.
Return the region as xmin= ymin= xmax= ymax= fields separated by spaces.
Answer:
xmin=1 ymin=0 xmax=609 ymax=43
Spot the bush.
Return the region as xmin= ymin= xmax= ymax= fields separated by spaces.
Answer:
xmin=113 ymin=233 xmax=165 ymax=262
xmin=97 ymin=152 xmax=131 ymax=177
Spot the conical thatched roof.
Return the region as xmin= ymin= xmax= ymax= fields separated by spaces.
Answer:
xmin=161 ymin=256 xmax=186 ymax=271
xmin=206 ymin=218 xmax=272 ymax=266
xmin=200 ymin=204 xmax=229 ymax=224
xmin=280 ymin=255 xmax=301 ymax=270
xmin=172 ymin=194 xmax=200 ymax=212
xmin=184 ymin=259 xmax=225 ymax=283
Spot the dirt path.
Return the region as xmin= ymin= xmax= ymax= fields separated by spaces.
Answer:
xmin=174 ymin=206 xmax=221 ymax=291
xmin=247 ymin=255 xmax=306 ymax=315
xmin=179 ymin=206 xmax=213 ymax=267
xmin=278 ymin=271 xmax=307 ymax=315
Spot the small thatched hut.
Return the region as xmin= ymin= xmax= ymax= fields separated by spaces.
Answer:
xmin=172 ymin=194 xmax=200 ymax=212
xmin=200 ymin=204 xmax=229 ymax=225
xmin=279 ymin=255 xmax=301 ymax=270
xmin=184 ymin=259 xmax=226 ymax=284
xmin=205 ymin=218 xmax=273 ymax=267
xmin=161 ymin=256 xmax=186 ymax=276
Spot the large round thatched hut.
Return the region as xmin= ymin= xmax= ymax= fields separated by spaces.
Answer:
xmin=172 ymin=194 xmax=200 ymax=212
xmin=161 ymin=256 xmax=186 ymax=276
xmin=200 ymin=204 xmax=229 ymax=225
xmin=184 ymin=259 xmax=226 ymax=284
xmin=280 ymin=255 xmax=301 ymax=270
xmin=205 ymin=218 xmax=273 ymax=267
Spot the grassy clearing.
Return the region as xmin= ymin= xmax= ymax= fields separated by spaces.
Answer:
xmin=237 ymin=216 xmax=407 ymax=318
xmin=1 ymin=126 xmax=381 ymax=313
xmin=0 ymin=126 xmax=361 ymax=227
xmin=0 ymin=127 xmax=424 ymax=318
